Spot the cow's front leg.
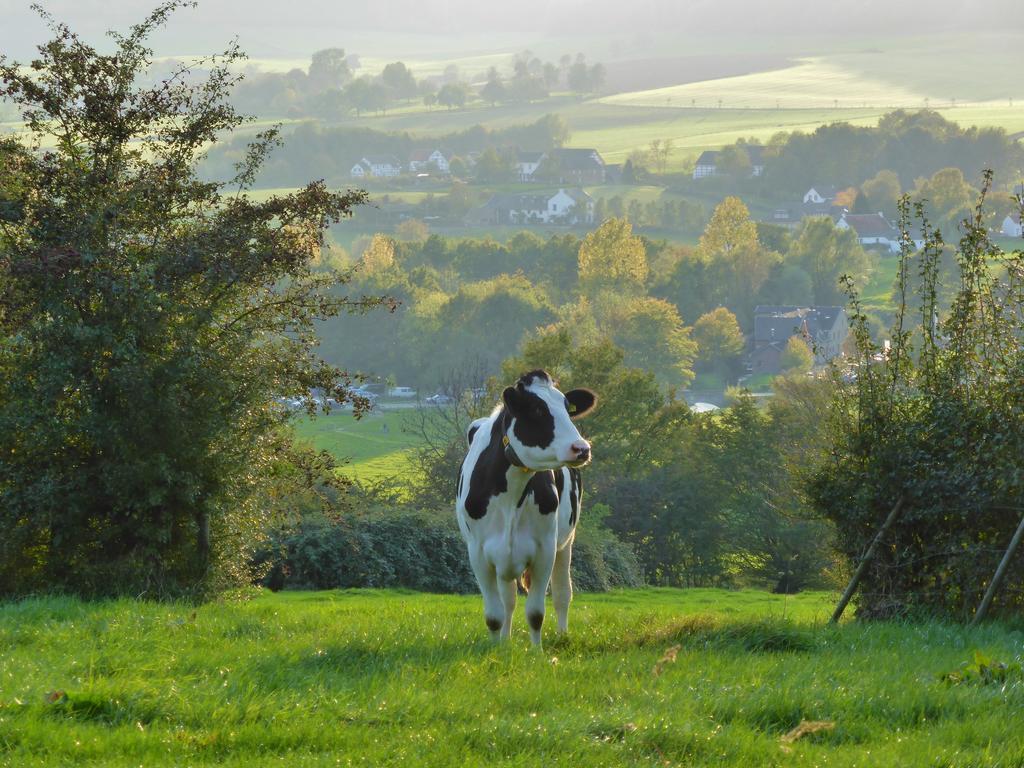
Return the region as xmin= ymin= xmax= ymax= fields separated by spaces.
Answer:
xmin=525 ymin=544 xmax=556 ymax=647
xmin=468 ymin=548 xmax=503 ymax=642
xmin=550 ymin=540 xmax=573 ymax=634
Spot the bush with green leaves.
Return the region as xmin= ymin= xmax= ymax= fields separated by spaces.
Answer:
xmin=0 ymin=4 xmax=386 ymax=598
xmin=255 ymin=496 xmax=642 ymax=593
xmin=810 ymin=185 xmax=1024 ymax=619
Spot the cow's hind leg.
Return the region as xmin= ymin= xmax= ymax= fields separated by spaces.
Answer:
xmin=497 ymin=577 xmax=518 ymax=641
xmin=551 ymin=541 xmax=573 ymax=634
xmin=525 ymin=545 xmax=556 ymax=647
xmin=469 ymin=550 xmax=503 ymax=642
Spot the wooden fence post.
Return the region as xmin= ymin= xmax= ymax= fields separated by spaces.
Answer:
xmin=830 ymin=496 xmax=905 ymax=624
xmin=970 ymin=512 xmax=1024 ymax=627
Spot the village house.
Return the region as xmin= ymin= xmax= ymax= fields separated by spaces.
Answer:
xmin=835 ymin=211 xmax=916 ymax=253
xmin=541 ymin=148 xmax=606 ymax=185
xmin=408 ymin=149 xmax=451 ymax=175
xmin=1001 ymin=213 xmax=1023 ymax=238
xmin=750 ymin=305 xmax=848 ymax=374
xmin=350 ymin=155 xmax=403 ymax=179
xmin=465 ymin=188 xmax=594 ymax=226
xmin=514 ymin=151 xmax=547 ymax=182
xmin=692 ymin=146 xmax=765 ymax=180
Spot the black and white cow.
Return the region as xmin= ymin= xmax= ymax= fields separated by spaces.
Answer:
xmin=456 ymin=370 xmax=596 ymax=646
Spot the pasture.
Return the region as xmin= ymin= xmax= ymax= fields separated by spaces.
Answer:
xmin=292 ymin=410 xmax=422 ymax=482
xmin=1 ymin=589 xmax=1022 ymax=766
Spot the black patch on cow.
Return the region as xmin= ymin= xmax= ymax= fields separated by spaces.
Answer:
xmin=486 ymin=616 xmax=502 ymax=633
xmin=519 ymin=369 xmax=552 ymax=387
xmin=467 ymin=423 xmax=481 ymax=446
xmin=517 ymin=471 xmax=558 ymax=514
xmin=565 ymin=388 xmax=598 ymax=419
xmin=527 ymin=610 xmax=544 ymax=631
xmin=510 ymin=389 xmax=556 ymax=449
xmin=568 ymin=468 xmax=582 ymax=527
xmin=554 ymin=468 xmax=565 ymax=498
xmin=463 ymin=417 xmax=511 ymax=520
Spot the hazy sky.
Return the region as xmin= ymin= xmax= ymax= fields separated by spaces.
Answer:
xmin=2 ymin=0 xmax=1022 ymax=61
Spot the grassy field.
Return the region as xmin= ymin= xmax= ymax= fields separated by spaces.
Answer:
xmin=1 ymin=588 xmax=1022 ymax=766
xmin=292 ymin=410 xmax=423 ymax=483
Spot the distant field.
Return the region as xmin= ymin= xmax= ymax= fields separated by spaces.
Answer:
xmin=292 ymin=410 xmax=422 ymax=483
xmin=3 ymin=588 xmax=1024 ymax=766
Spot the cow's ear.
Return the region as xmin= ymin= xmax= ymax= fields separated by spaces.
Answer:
xmin=502 ymin=386 xmax=521 ymax=414
xmin=565 ymin=388 xmax=597 ymax=419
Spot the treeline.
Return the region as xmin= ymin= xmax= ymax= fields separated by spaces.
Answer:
xmin=320 ymin=197 xmax=872 ymax=391
xmin=230 ymin=48 xmax=604 ymax=120
xmin=203 ymin=115 xmax=570 ymax=187
xmin=702 ymin=110 xmax=1024 ymax=196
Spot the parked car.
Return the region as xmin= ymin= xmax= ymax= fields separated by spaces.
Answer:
xmin=425 ymin=393 xmax=454 ymax=405
xmin=388 ymin=386 xmax=417 ymax=398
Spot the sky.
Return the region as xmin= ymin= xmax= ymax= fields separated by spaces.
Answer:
xmin=1 ymin=0 xmax=1022 ymax=62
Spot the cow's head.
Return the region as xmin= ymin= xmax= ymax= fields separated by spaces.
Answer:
xmin=501 ymin=370 xmax=596 ymax=471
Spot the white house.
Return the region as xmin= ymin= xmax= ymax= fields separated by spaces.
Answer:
xmin=515 ymin=151 xmax=547 ymax=183
xmin=692 ymin=151 xmax=718 ymax=179
xmin=836 ymin=212 xmax=906 ymax=253
xmin=350 ymin=155 xmax=402 ymax=179
xmin=1001 ymin=213 xmax=1023 ymax=238
xmin=546 ymin=188 xmax=594 ymax=224
xmin=466 ymin=188 xmax=594 ymax=226
xmin=408 ymin=149 xmax=451 ymax=174
xmin=803 ymin=185 xmax=838 ymax=205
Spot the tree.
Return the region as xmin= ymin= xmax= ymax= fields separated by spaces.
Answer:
xmin=480 ymin=69 xmax=506 ymax=106
xmin=0 ymin=3 xmax=389 ymax=597
xmin=716 ymin=144 xmax=753 ymax=179
xmin=780 ymin=336 xmax=814 ymax=374
xmin=913 ymin=167 xmax=978 ymax=232
xmin=361 ymin=234 xmax=397 ymax=273
xmin=786 ymin=217 xmax=873 ymax=305
xmin=381 ymin=61 xmax=418 ymax=102
xmin=693 ymin=308 xmax=746 ymax=378
xmin=697 ymin=197 xmax=759 ymax=259
xmin=437 ymin=82 xmax=469 ymax=110
xmin=603 ymin=296 xmax=697 ymax=390
xmin=308 ymin=48 xmax=350 ymax=92
xmin=474 ymin=147 xmax=513 ymax=183
xmin=861 ymin=169 xmax=901 ymax=216
xmin=344 ymin=76 xmax=388 ymax=116
xmin=578 ymin=218 xmax=648 ymax=292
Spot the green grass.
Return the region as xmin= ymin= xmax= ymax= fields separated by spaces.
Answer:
xmin=292 ymin=411 xmax=423 ymax=482
xmin=2 ymin=588 xmax=1022 ymax=766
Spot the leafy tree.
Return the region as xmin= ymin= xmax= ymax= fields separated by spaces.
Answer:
xmin=361 ymin=233 xmax=397 ymax=273
xmin=437 ymin=82 xmax=469 ymax=110
xmin=697 ymin=197 xmax=759 ymax=259
xmin=912 ymin=167 xmax=978 ymax=232
xmin=308 ymin=48 xmax=351 ymax=92
xmin=480 ymin=69 xmax=506 ymax=106
xmin=603 ymin=296 xmax=697 ymax=390
xmin=810 ymin=181 xmax=1024 ymax=618
xmin=474 ymin=147 xmax=513 ymax=183
xmin=344 ymin=76 xmax=388 ymax=116
xmin=0 ymin=4 xmax=388 ymax=597
xmin=578 ymin=217 xmax=649 ymax=292
xmin=780 ymin=336 xmax=814 ymax=374
xmin=716 ymin=144 xmax=753 ymax=179
xmin=381 ymin=61 xmax=418 ymax=101
xmin=786 ymin=216 xmax=873 ymax=305
xmin=693 ymin=307 xmax=746 ymax=378
xmin=861 ymin=169 xmax=901 ymax=215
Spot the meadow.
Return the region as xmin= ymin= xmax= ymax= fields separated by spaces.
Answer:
xmin=1 ymin=588 xmax=1022 ymax=767
xmin=292 ymin=410 xmax=422 ymax=482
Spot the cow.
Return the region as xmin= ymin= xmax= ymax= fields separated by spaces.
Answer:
xmin=455 ymin=370 xmax=596 ymax=647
